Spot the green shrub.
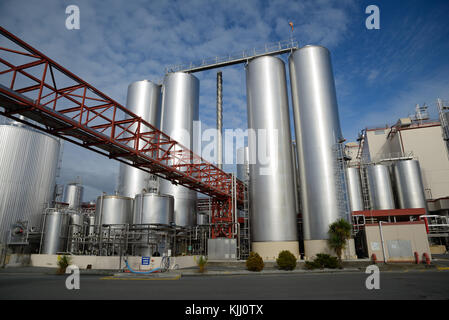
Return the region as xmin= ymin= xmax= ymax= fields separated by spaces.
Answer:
xmin=304 ymin=253 xmax=339 ymax=270
xmin=276 ymin=250 xmax=297 ymax=270
xmin=246 ymin=252 xmax=264 ymax=272
xmin=57 ymin=255 xmax=72 ymax=274
xmin=195 ymin=255 xmax=208 ymax=273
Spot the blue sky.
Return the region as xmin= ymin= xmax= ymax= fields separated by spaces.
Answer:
xmin=1 ymin=0 xmax=448 ymax=201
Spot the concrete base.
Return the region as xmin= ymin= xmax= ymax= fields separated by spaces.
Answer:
xmin=24 ymin=254 xmax=198 ymax=270
xmin=304 ymin=239 xmax=357 ymax=261
xmin=252 ymin=241 xmax=300 ymax=261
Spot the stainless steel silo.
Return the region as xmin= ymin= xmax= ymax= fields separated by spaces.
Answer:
xmin=117 ymin=80 xmax=162 ymax=198
xmin=289 ymin=46 xmax=346 ymax=245
xmin=346 ymin=167 xmax=364 ymax=212
xmin=41 ymin=209 xmax=70 ymax=254
xmin=67 ymin=211 xmax=84 ymax=253
xmin=393 ymin=160 xmax=427 ymax=210
xmin=0 ymin=124 xmax=60 ymax=243
xmin=246 ymin=55 xmax=299 ymax=259
xmin=133 ymin=193 xmax=174 ymax=225
xmin=197 ymin=213 xmax=209 ymax=225
xmin=236 ymin=146 xmax=249 ymax=182
xmin=95 ymin=195 xmax=133 ymax=226
xmin=367 ymin=164 xmax=395 ymax=210
xmin=63 ymin=183 xmax=84 ymax=209
xmin=159 ymin=72 xmax=199 ymax=227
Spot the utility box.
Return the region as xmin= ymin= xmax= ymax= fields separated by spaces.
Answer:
xmin=207 ymin=238 xmax=237 ymax=260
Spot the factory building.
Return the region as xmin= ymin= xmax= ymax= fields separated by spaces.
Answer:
xmin=0 ymin=27 xmax=442 ymax=270
xmin=345 ymin=103 xmax=449 ymax=255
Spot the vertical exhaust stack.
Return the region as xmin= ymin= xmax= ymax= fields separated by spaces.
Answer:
xmin=289 ymin=45 xmax=348 ymax=259
xmin=246 ymin=55 xmax=299 ymax=260
xmin=217 ymin=71 xmax=223 ymax=170
xmin=117 ymin=80 xmax=161 ymax=198
xmin=159 ymin=72 xmax=199 ymax=227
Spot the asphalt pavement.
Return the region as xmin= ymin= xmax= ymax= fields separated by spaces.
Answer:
xmin=0 ymin=269 xmax=448 ymax=300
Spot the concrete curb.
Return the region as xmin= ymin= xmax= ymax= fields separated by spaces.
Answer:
xmin=179 ymin=268 xmax=362 ymax=277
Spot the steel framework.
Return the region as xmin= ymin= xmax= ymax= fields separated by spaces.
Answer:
xmin=0 ymin=27 xmax=243 ymax=238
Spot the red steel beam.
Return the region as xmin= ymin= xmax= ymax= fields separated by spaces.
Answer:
xmin=0 ymin=27 xmax=244 ymax=212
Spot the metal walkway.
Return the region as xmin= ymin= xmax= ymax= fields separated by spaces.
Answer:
xmin=0 ymin=27 xmax=244 ymax=216
xmin=165 ymin=39 xmax=299 ymax=73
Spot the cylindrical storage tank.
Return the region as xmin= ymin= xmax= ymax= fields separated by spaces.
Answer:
xmin=63 ymin=183 xmax=84 ymax=209
xmin=393 ymin=160 xmax=427 ymax=210
xmin=367 ymin=164 xmax=395 ymax=210
xmin=289 ymin=46 xmax=347 ymax=257
xmin=0 ymin=124 xmax=60 ymax=242
xmin=85 ymin=214 xmax=96 ymax=236
xmin=159 ymin=72 xmax=199 ymax=227
xmin=346 ymin=167 xmax=364 ymax=212
xmin=68 ymin=211 xmax=83 ymax=253
xmin=133 ymin=193 xmax=174 ymax=225
xmin=117 ymin=80 xmax=162 ymax=198
xmin=236 ymin=146 xmax=250 ymax=182
xmin=41 ymin=209 xmax=70 ymax=254
xmin=246 ymin=55 xmax=299 ymax=260
xmin=95 ymin=195 xmax=133 ymax=226
xmin=197 ymin=213 xmax=209 ymax=225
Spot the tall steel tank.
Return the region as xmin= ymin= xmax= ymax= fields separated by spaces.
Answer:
xmin=0 ymin=123 xmax=60 ymax=242
xmin=95 ymin=195 xmax=133 ymax=226
xmin=246 ymin=55 xmax=298 ymax=245
xmin=63 ymin=183 xmax=84 ymax=209
xmin=393 ymin=160 xmax=427 ymax=209
xmin=41 ymin=209 xmax=70 ymax=254
xmin=159 ymin=72 xmax=199 ymax=227
xmin=117 ymin=80 xmax=162 ymax=198
xmin=367 ymin=164 xmax=395 ymax=210
xmin=289 ymin=45 xmax=346 ymax=241
xmin=346 ymin=167 xmax=364 ymax=212
xmin=133 ymin=193 xmax=174 ymax=225
xmin=236 ymin=146 xmax=250 ymax=182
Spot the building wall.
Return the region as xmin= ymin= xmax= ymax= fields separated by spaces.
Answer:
xmin=362 ymin=123 xmax=449 ymax=203
xmin=365 ymin=222 xmax=431 ymax=262
xmin=398 ymin=126 xmax=449 ymax=199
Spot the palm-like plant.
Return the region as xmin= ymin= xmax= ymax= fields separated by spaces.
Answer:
xmin=327 ymin=219 xmax=352 ymax=266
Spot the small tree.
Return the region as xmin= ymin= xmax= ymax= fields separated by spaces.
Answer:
xmin=327 ymin=219 xmax=352 ymax=266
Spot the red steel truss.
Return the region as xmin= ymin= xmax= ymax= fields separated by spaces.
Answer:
xmin=0 ymin=27 xmax=244 ymax=237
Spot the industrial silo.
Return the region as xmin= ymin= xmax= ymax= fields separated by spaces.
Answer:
xmin=117 ymin=80 xmax=161 ymax=198
xmin=393 ymin=160 xmax=427 ymax=210
xmin=289 ymin=45 xmax=347 ymax=258
xmin=246 ymin=55 xmax=299 ymax=260
xmin=159 ymin=72 xmax=199 ymax=227
xmin=63 ymin=182 xmax=84 ymax=210
xmin=346 ymin=167 xmax=364 ymax=212
xmin=133 ymin=193 xmax=174 ymax=225
xmin=95 ymin=195 xmax=133 ymax=226
xmin=367 ymin=164 xmax=395 ymax=210
xmin=0 ymin=123 xmax=60 ymax=243
xmin=236 ymin=146 xmax=249 ymax=182
xmin=40 ymin=209 xmax=70 ymax=255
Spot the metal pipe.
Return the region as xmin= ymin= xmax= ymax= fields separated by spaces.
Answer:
xmin=217 ymin=71 xmax=223 ymax=169
xmin=379 ymin=221 xmax=387 ymax=264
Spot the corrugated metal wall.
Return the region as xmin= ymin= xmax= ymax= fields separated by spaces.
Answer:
xmin=0 ymin=124 xmax=60 ymax=242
